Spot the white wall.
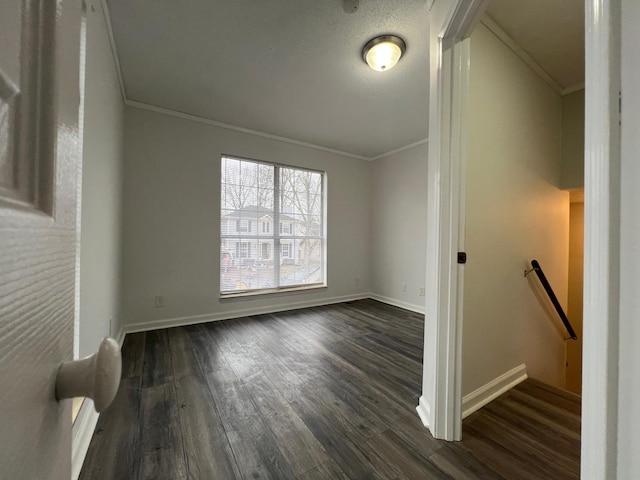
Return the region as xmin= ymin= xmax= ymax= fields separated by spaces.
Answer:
xmin=561 ymin=89 xmax=585 ymax=190
xmin=463 ymin=23 xmax=569 ymax=395
xmin=78 ymin=0 xmax=124 ymax=357
xmin=120 ymin=106 xmax=371 ymax=328
xmin=370 ymin=143 xmax=428 ymax=312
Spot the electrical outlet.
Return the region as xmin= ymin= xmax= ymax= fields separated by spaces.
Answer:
xmin=419 ymin=287 xmax=425 ymax=296
xmin=354 ymin=277 xmax=360 ymax=287
xmin=402 ymin=282 xmax=407 ymax=292
xmin=155 ymin=296 xmax=165 ymax=308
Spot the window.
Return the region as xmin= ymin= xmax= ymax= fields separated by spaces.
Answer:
xmin=279 ymin=222 xmax=292 ymax=234
xmin=236 ymin=242 xmax=250 ymax=258
xmin=236 ymin=219 xmax=251 ymax=232
xmin=220 ymin=155 xmax=325 ymax=295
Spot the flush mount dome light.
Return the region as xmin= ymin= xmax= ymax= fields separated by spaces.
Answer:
xmin=362 ymin=35 xmax=406 ymax=72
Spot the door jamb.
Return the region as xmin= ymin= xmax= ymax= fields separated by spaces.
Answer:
xmin=581 ymin=0 xmax=620 ymax=478
xmin=419 ymin=0 xmax=487 ymax=442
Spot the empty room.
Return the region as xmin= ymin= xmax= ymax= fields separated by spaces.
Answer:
xmin=3 ymin=0 xmax=639 ymax=479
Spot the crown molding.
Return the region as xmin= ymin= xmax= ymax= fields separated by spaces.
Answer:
xmin=370 ymin=137 xmax=429 ymax=161
xmin=562 ymin=82 xmax=585 ymax=96
xmin=480 ymin=14 xmax=564 ymax=95
xmin=99 ymin=0 xmax=126 ymax=102
xmin=101 ymin=0 xmax=428 ymax=163
xmin=125 ymin=100 xmax=373 ymax=161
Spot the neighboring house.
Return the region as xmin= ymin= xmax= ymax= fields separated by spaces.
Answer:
xmin=221 ymin=205 xmax=299 ymax=266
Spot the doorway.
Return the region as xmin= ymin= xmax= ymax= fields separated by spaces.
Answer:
xmin=424 ymin=0 xmax=621 ymax=476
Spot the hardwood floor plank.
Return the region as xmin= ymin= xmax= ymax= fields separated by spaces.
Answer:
xmin=298 ymin=458 xmax=350 ymax=480
xmin=241 ymin=374 xmax=334 ymax=476
xmin=79 ymin=378 xmax=142 ymax=480
xmin=79 ymin=299 xmax=581 ymax=480
xmin=203 ymin=368 xmax=297 ymax=479
xmin=139 ymin=383 xmax=187 ymax=479
xmin=120 ymin=332 xmax=146 ymax=379
xmin=429 ymin=443 xmax=505 ymax=480
xmin=141 ymin=329 xmax=173 ymax=388
xmin=464 ymin=414 xmax=579 ymax=479
xmin=483 ymin=397 xmax=581 ymax=455
xmin=169 ymin=328 xmax=241 ymax=479
xmin=287 ymin=396 xmax=379 ymax=479
xmin=366 ymin=429 xmax=455 ymax=479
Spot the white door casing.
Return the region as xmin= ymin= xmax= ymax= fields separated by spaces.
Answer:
xmin=419 ymin=0 xmax=487 ymax=441
xmin=422 ymin=0 xmax=623 ymax=477
xmin=582 ymin=0 xmax=621 ymax=478
xmin=0 ymin=0 xmax=83 ymax=477
xmin=618 ymin=1 xmax=640 ymax=477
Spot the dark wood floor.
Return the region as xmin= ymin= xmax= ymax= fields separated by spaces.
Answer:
xmin=80 ymin=299 xmax=580 ymax=479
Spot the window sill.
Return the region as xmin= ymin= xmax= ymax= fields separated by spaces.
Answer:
xmin=219 ymin=284 xmax=327 ymax=300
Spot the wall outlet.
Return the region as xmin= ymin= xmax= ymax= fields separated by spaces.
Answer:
xmin=402 ymin=282 xmax=407 ymax=292
xmin=155 ymin=295 xmax=165 ymax=308
xmin=354 ymin=277 xmax=360 ymax=287
xmin=419 ymin=287 xmax=425 ymax=296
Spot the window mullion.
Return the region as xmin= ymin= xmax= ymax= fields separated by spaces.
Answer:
xmin=274 ymin=166 xmax=280 ymax=287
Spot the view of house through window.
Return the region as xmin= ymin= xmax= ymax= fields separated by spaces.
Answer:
xmin=220 ymin=156 xmax=325 ymax=294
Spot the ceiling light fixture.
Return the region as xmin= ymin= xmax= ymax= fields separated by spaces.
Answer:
xmin=362 ymin=35 xmax=406 ymax=72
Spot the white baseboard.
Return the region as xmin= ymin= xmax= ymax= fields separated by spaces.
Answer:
xmin=72 ymin=399 xmax=99 ymax=480
xmin=462 ymin=363 xmax=528 ymax=419
xmin=122 ymin=293 xmax=370 ymax=335
xmin=416 ymin=396 xmax=431 ymax=429
xmin=114 ymin=325 xmax=126 ymax=348
xmin=368 ymin=293 xmax=425 ymax=314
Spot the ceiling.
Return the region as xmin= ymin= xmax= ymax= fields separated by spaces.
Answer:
xmin=105 ymin=0 xmax=431 ymax=159
xmin=485 ymin=0 xmax=584 ymax=91
xmin=105 ymin=0 xmax=584 ymax=160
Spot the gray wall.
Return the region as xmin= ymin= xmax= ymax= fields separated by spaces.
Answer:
xmin=463 ymin=23 xmax=569 ymax=395
xmin=370 ymin=143 xmax=428 ymax=312
xmin=120 ymin=106 xmax=371 ymax=329
xmin=78 ymin=0 xmax=124 ymax=357
xmin=561 ymin=89 xmax=585 ymax=190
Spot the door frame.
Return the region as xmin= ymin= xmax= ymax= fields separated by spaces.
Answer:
xmin=420 ymin=0 xmax=621 ymax=475
xmin=419 ymin=0 xmax=487 ymax=442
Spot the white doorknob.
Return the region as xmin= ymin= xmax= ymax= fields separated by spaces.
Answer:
xmin=55 ymin=337 xmax=122 ymax=412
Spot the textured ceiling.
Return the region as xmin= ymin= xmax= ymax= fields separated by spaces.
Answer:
xmin=485 ymin=0 xmax=584 ymax=90
xmin=105 ymin=0 xmax=431 ymax=159
xmin=105 ymin=0 xmax=584 ymax=159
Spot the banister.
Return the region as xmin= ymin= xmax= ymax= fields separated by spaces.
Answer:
xmin=527 ymin=259 xmax=578 ymax=341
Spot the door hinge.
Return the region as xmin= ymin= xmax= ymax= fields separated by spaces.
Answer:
xmin=457 ymin=252 xmax=467 ymax=264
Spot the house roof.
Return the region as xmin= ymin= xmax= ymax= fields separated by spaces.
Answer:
xmin=224 ymin=206 xmax=296 ymax=222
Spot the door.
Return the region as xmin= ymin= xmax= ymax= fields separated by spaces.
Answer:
xmin=0 ymin=0 xmax=83 ymax=477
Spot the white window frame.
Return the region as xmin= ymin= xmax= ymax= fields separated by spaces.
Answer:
xmin=220 ymin=155 xmax=327 ymax=296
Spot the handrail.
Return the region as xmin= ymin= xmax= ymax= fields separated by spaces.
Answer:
xmin=526 ymin=259 xmax=578 ymax=340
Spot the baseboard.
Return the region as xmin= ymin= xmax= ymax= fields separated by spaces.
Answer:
xmin=462 ymin=364 xmax=528 ymax=419
xmin=72 ymin=399 xmax=99 ymax=480
xmin=114 ymin=325 xmax=126 ymax=348
xmin=122 ymin=293 xmax=370 ymax=335
xmin=368 ymin=293 xmax=425 ymax=314
xmin=416 ymin=396 xmax=431 ymax=429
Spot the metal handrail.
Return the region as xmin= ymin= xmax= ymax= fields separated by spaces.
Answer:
xmin=526 ymin=259 xmax=578 ymax=341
